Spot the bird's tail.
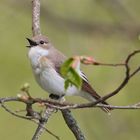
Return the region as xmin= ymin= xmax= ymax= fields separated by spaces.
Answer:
xmin=99 ymin=100 xmax=112 ymax=114
xmin=81 ymin=92 xmax=112 ymax=115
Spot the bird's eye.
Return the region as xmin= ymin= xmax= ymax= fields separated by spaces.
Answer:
xmin=40 ymin=40 xmax=45 ymax=44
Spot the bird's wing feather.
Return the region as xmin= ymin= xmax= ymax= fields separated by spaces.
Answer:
xmin=79 ymin=72 xmax=101 ymax=100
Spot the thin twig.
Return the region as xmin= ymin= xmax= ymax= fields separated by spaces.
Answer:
xmin=86 ymin=50 xmax=140 ymax=106
xmin=1 ymin=99 xmax=32 ymax=120
xmin=0 ymin=98 xmax=59 ymax=140
xmin=94 ymin=62 xmax=125 ymax=67
xmin=32 ymin=119 xmax=60 ymax=140
xmin=130 ymin=66 xmax=140 ymax=78
xmin=32 ymin=107 xmax=56 ymax=140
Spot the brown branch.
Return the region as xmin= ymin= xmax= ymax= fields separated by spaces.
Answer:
xmin=130 ymin=66 xmax=140 ymax=78
xmin=0 ymin=98 xmax=32 ymax=120
xmin=87 ymin=50 xmax=140 ymax=106
xmin=94 ymin=62 xmax=125 ymax=67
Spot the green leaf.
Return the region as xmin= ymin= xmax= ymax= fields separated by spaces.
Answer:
xmin=64 ymin=80 xmax=69 ymax=90
xmin=61 ymin=58 xmax=82 ymax=90
xmin=60 ymin=58 xmax=74 ymax=77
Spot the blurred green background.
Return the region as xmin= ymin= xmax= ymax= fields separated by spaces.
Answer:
xmin=0 ymin=0 xmax=140 ymax=139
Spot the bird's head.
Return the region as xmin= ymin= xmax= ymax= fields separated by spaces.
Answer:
xmin=26 ymin=35 xmax=52 ymax=49
xmin=26 ymin=35 xmax=53 ymax=61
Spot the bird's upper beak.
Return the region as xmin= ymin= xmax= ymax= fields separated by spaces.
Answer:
xmin=26 ymin=38 xmax=38 ymax=48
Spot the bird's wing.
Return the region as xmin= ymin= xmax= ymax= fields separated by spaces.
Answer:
xmin=48 ymin=47 xmax=67 ymax=73
xmin=51 ymin=51 xmax=102 ymax=100
xmin=79 ymin=71 xmax=101 ymax=100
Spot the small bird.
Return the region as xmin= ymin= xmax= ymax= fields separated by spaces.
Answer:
xmin=26 ymin=35 xmax=111 ymax=113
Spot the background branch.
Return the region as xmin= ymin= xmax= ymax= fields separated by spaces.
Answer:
xmin=42 ymin=8 xmax=140 ymax=39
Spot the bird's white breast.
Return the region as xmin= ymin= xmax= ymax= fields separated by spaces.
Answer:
xmin=28 ymin=46 xmax=49 ymax=73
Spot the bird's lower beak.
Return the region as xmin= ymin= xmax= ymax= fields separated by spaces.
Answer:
xmin=26 ymin=38 xmax=38 ymax=48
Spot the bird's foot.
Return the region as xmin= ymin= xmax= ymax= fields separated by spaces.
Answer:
xmin=49 ymin=94 xmax=65 ymax=101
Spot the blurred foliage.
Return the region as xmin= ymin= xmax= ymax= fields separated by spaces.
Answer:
xmin=0 ymin=0 xmax=140 ymax=140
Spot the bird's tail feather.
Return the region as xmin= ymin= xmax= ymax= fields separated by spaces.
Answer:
xmin=99 ymin=101 xmax=112 ymax=115
xmin=81 ymin=92 xmax=112 ymax=115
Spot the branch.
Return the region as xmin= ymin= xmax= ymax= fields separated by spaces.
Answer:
xmin=45 ymin=101 xmax=140 ymax=110
xmin=32 ymin=107 xmax=57 ymax=140
xmin=82 ymin=50 xmax=140 ymax=106
xmin=0 ymin=97 xmax=59 ymax=139
xmin=32 ymin=0 xmax=41 ymax=36
xmin=61 ymin=110 xmax=85 ymax=140
xmin=32 ymin=120 xmax=60 ymax=140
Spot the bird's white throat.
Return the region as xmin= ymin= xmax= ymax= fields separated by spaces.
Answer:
xmin=28 ymin=46 xmax=49 ymax=68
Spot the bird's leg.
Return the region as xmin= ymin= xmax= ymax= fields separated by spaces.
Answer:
xmin=49 ymin=94 xmax=65 ymax=113
xmin=49 ymin=94 xmax=64 ymax=100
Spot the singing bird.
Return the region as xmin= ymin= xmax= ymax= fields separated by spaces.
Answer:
xmin=27 ymin=35 xmax=111 ymax=113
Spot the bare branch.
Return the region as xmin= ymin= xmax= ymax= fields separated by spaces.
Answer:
xmin=32 ymin=119 xmax=60 ymax=140
xmin=32 ymin=107 xmax=57 ymax=140
xmin=32 ymin=0 xmax=41 ymax=36
xmin=0 ymin=97 xmax=58 ymax=139
xmin=46 ymin=101 xmax=140 ymax=110
xmin=88 ymin=50 xmax=140 ymax=105
xmin=61 ymin=110 xmax=85 ymax=140
xmin=0 ymin=98 xmax=32 ymax=120
xmin=130 ymin=66 xmax=140 ymax=78
xmin=2 ymin=96 xmax=140 ymax=113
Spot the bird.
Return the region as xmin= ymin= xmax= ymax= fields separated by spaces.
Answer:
xmin=26 ymin=35 xmax=111 ymax=113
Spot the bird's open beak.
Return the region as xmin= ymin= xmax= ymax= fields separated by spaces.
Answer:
xmin=26 ymin=38 xmax=38 ymax=48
